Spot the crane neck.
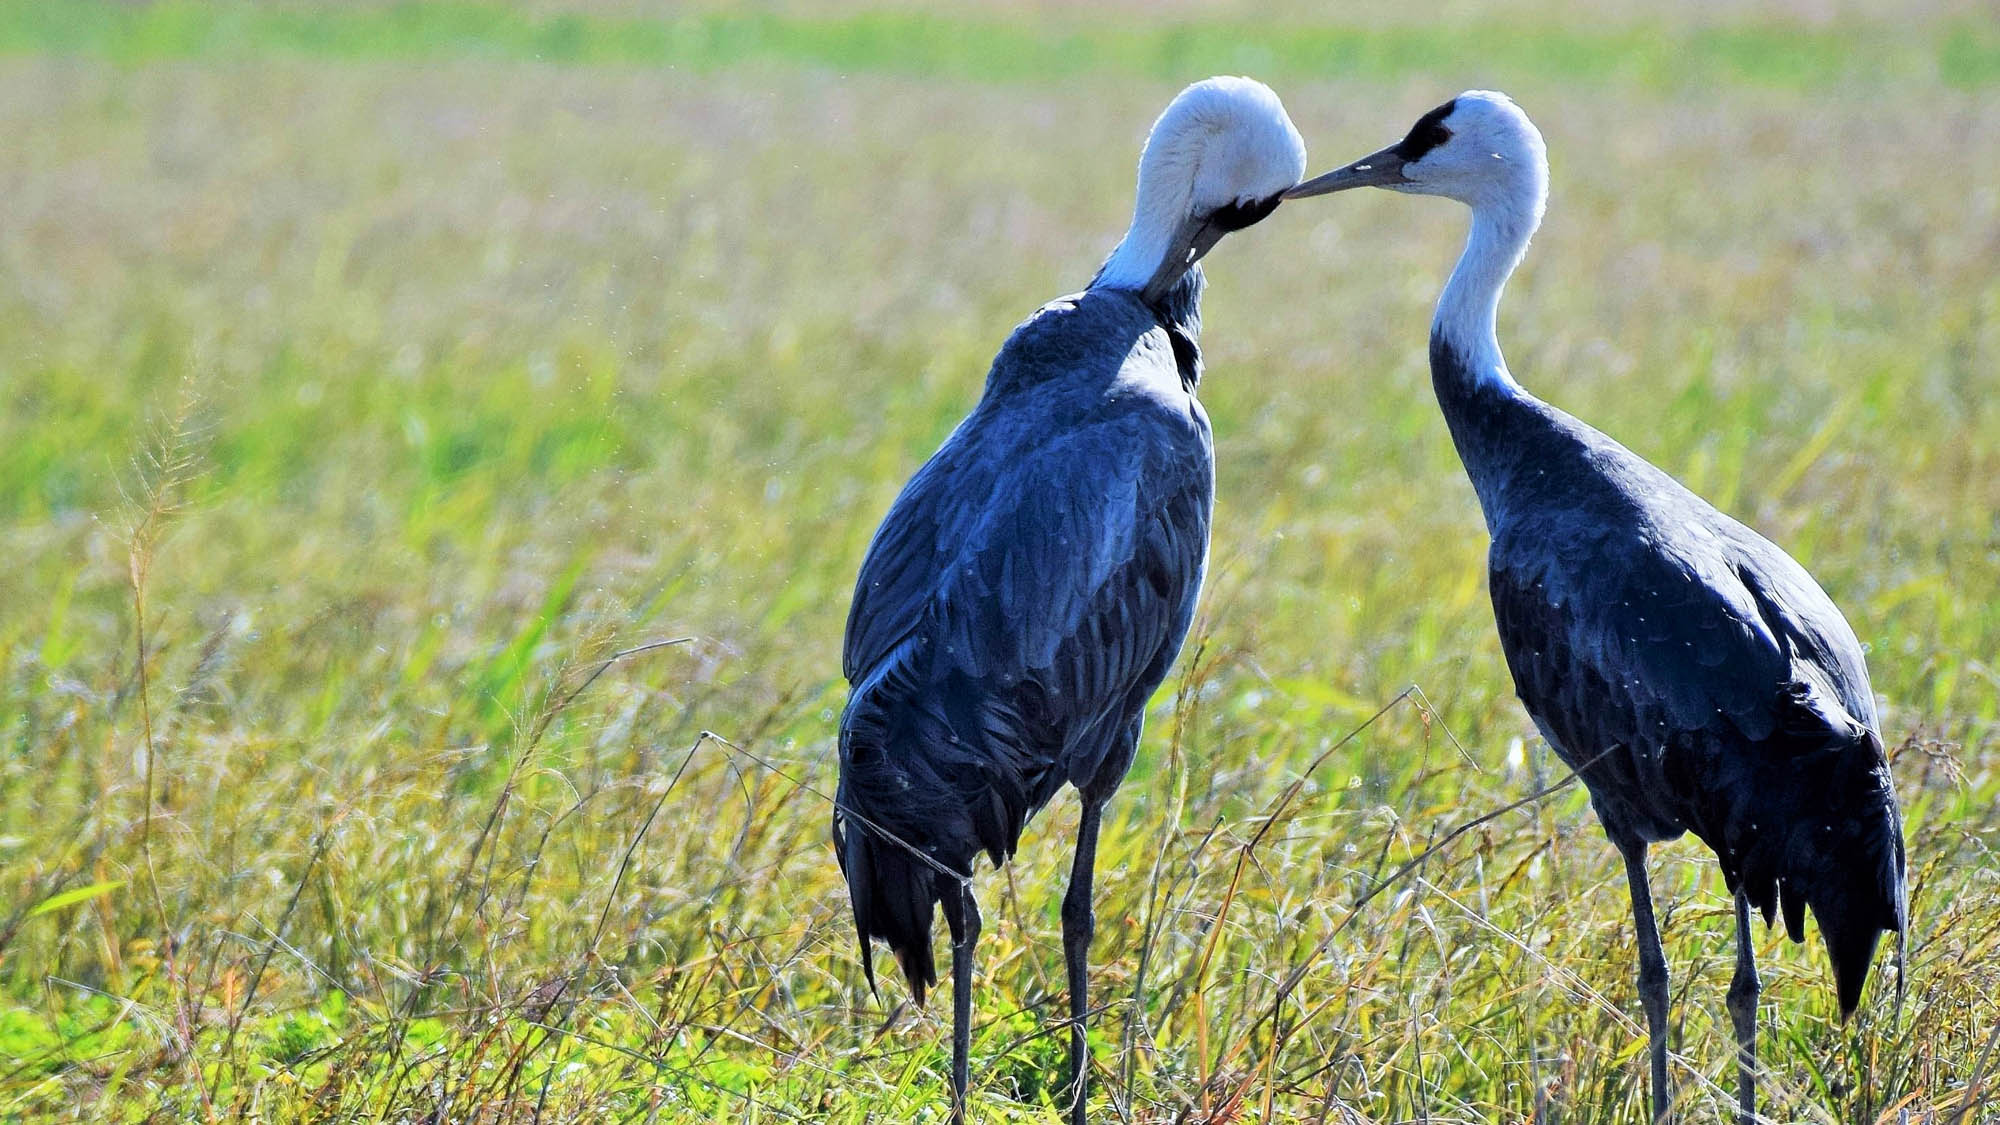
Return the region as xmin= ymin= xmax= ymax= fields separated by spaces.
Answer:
xmin=1094 ymin=204 xmax=1187 ymax=300
xmin=1091 ymin=203 xmax=1206 ymax=343
xmin=1093 ymin=128 xmax=1199 ymax=300
xmin=1080 ymin=173 xmax=1209 ymax=387
xmin=1428 ymin=194 xmax=1544 ymax=529
xmin=1432 ymin=201 xmax=1537 ymax=397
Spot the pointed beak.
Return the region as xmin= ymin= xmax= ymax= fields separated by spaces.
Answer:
xmin=1139 ymin=212 xmax=1227 ymax=305
xmin=1136 ymin=192 xmax=1286 ymax=306
xmin=1284 ymin=145 xmax=1409 ymax=198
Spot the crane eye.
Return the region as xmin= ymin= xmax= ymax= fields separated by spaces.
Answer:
xmin=1393 ymin=99 xmax=1457 ymax=161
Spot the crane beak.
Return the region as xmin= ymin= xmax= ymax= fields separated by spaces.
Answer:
xmin=1138 ymin=192 xmax=1286 ymax=305
xmin=1284 ymin=146 xmax=1409 ymax=198
xmin=1139 ymin=213 xmax=1229 ymax=305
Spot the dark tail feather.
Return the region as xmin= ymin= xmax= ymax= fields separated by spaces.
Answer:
xmin=1821 ymin=907 xmax=1886 ymax=1019
xmin=1740 ymin=709 xmax=1907 ymax=1020
xmin=1788 ymin=756 xmax=1907 ymax=1020
xmin=834 ymin=810 xmax=940 ymax=1004
xmin=834 ymin=675 xmax=1000 ymax=1006
xmin=1772 ymin=851 xmax=1892 ymax=1018
xmin=1792 ymin=828 xmax=1904 ymax=1019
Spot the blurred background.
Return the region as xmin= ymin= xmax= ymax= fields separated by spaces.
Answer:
xmin=1 ymin=2 xmax=1996 ymax=1122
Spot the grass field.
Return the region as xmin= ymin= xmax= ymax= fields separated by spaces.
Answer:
xmin=2 ymin=1 xmax=1998 ymax=1121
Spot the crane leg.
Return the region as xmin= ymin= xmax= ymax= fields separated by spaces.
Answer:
xmin=942 ymin=876 xmax=982 ymax=1125
xmin=1619 ymin=839 xmax=1672 ymax=1125
xmin=1727 ymin=889 xmax=1760 ymax=1125
xmin=1061 ymin=796 xmax=1106 ymax=1125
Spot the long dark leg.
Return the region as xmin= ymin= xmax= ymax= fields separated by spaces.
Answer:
xmin=1061 ymin=797 xmax=1106 ymax=1125
xmin=1727 ymin=889 xmax=1760 ymax=1125
xmin=1619 ymin=839 xmax=1672 ymax=1125
xmin=941 ymin=877 xmax=982 ymax=1125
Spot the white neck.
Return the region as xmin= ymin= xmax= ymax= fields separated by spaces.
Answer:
xmin=1433 ymin=197 xmax=1538 ymax=390
xmin=1093 ymin=148 xmax=1197 ymax=293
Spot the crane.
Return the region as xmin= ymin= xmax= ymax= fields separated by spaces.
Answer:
xmin=836 ymin=76 xmax=1307 ymax=1124
xmin=1286 ymin=90 xmax=1907 ymax=1123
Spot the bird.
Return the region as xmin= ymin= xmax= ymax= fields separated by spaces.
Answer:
xmin=834 ymin=76 xmax=1306 ymax=1125
xmin=1285 ymin=91 xmax=1907 ymax=1124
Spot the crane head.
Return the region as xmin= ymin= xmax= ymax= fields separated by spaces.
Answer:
xmin=1286 ymin=90 xmax=1548 ymax=225
xmin=1094 ymin=76 xmax=1308 ymax=305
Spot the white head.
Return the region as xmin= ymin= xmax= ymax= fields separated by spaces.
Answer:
xmin=1286 ymin=91 xmax=1550 ymax=387
xmin=1094 ymin=76 xmax=1307 ymax=304
xmin=1287 ymin=91 xmax=1546 ymax=226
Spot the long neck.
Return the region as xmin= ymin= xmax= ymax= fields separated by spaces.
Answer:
xmin=1089 ymin=169 xmax=1204 ymax=341
xmin=1092 ymin=130 xmax=1197 ymax=297
xmin=1432 ymin=204 xmax=1534 ymax=394
xmin=1430 ymin=197 xmax=1540 ymax=525
xmin=1093 ymin=193 xmax=1190 ymax=296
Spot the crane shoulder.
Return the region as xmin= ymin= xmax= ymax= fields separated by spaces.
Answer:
xmin=986 ymin=286 xmax=1206 ymax=404
xmin=1494 ymin=486 xmax=1874 ymax=727
xmin=843 ymin=288 xmax=1214 ymax=701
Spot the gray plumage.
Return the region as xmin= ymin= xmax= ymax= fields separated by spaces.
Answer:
xmin=1434 ymin=333 xmax=1908 ymax=1012
xmin=828 ymin=74 xmax=1304 ymax=1125
xmin=836 ymin=272 xmax=1208 ymax=991
xmin=834 ymin=269 xmax=1212 ymax=1124
xmin=1285 ymin=90 xmax=1909 ymax=1122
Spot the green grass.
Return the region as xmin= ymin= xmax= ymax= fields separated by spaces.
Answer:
xmin=0 ymin=0 xmax=1995 ymax=90
xmin=2 ymin=2 xmax=1998 ymax=1122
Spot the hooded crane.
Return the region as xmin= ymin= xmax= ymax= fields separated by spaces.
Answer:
xmin=1286 ymin=92 xmax=1906 ymax=1124
xmin=835 ymin=77 xmax=1306 ymax=1125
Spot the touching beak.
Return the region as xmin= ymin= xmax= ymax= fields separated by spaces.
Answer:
xmin=1139 ymin=212 xmax=1229 ymax=305
xmin=1136 ymin=191 xmax=1287 ymax=305
xmin=1284 ymin=145 xmax=1409 ymax=198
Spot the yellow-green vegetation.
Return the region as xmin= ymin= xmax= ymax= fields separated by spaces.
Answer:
xmin=2 ymin=2 xmax=1997 ymax=1122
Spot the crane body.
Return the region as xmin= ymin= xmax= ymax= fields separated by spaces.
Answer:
xmin=1288 ymin=91 xmax=1907 ymax=1123
xmin=836 ymin=76 xmax=1307 ymax=1124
